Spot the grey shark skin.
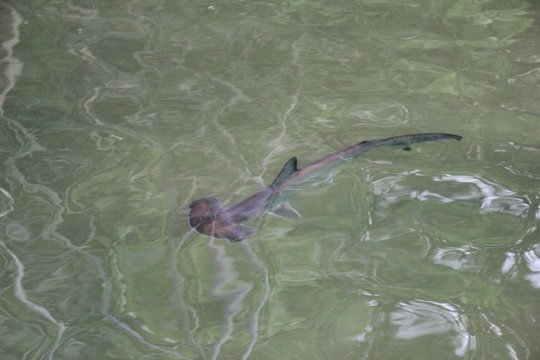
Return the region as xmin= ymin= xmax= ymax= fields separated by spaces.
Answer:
xmin=189 ymin=133 xmax=462 ymax=241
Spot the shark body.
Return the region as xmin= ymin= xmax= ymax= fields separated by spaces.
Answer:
xmin=188 ymin=133 xmax=462 ymax=241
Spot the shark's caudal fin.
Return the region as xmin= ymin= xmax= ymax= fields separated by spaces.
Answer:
xmin=388 ymin=133 xmax=462 ymax=146
xmin=348 ymin=133 xmax=462 ymax=158
xmin=270 ymin=157 xmax=298 ymax=188
xmin=363 ymin=133 xmax=462 ymax=149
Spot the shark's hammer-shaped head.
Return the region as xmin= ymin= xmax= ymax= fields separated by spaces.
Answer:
xmin=188 ymin=197 xmax=254 ymax=242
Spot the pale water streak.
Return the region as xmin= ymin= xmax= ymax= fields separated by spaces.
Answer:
xmin=239 ymin=241 xmax=270 ymax=360
xmin=0 ymin=187 xmax=14 ymax=218
xmin=207 ymin=237 xmax=254 ymax=360
xmin=0 ymin=4 xmax=65 ymax=358
xmin=0 ymin=4 xmax=22 ymax=116
xmin=0 ymin=242 xmax=66 ymax=360
xmin=260 ymin=89 xmax=300 ymax=179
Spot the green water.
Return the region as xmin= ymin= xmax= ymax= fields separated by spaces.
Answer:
xmin=1 ymin=0 xmax=539 ymax=359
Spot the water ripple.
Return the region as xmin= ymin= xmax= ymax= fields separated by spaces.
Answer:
xmin=1 ymin=0 xmax=539 ymax=359
xmin=349 ymin=100 xmax=410 ymax=127
xmin=0 ymin=187 xmax=14 ymax=219
xmin=432 ymin=174 xmax=529 ymax=217
xmin=0 ymin=242 xmax=66 ymax=360
xmin=391 ymin=300 xmax=470 ymax=356
xmin=524 ymin=244 xmax=540 ymax=288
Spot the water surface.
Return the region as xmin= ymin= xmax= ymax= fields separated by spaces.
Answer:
xmin=0 ymin=1 xmax=539 ymax=359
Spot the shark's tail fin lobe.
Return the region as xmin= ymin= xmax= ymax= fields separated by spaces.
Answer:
xmin=356 ymin=133 xmax=461 ymax=152
xmin=383 ymin=133 xmax=462 ymax=147
xmin=271 ymin=157 xmax=299 ymax=188
xmin=346 ymin=133 xmax=461 ymax=160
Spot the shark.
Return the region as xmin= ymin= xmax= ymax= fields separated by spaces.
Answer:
xmin=188 ymin=133 xmax=462 ymax=241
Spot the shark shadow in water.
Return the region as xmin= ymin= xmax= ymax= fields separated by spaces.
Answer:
xmin=188 ymin=133 xmax=462 ymax=241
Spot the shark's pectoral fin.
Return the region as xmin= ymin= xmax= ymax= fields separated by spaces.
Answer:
xmin=269 ymin=202 xmax=301 ymax=219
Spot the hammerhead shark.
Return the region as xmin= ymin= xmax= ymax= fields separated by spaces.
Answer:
xmin=189 ymin=133 xmax=462 ymax=241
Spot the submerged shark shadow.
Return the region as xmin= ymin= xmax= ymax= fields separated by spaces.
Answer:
xmin=188 ymin=132 xmax=462 ymax=241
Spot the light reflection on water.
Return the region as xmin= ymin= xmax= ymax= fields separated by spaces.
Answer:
xmin=391 ymin=301 xmax=470 ymax=356
xmin=433 ymin=174 xmax=529 ymax=216
xmin=0 ymin=0 xmax=539 ymax=359
xmin=524 ymin=245 xmax=540 ymax=288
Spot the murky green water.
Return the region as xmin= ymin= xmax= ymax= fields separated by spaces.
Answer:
xmin=1 ymin=0 xmax=539 ymax=359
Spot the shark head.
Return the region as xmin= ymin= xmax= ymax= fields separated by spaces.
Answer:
xmin=189 ymin=197 xmax=222 ymax=221
xmin=188 ymin=197 xmax=255 ymax=242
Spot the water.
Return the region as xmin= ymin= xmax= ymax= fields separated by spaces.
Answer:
xmin=1 ymin=0 xmax=539 ymax=359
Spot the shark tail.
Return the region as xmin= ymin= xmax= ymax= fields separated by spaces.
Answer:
xmin=351 ymin=132 xmax=462 ymax=156
xmin=371 ymin=133 xmax=462 ymax=147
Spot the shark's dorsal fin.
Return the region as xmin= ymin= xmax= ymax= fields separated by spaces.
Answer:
xmin=271 ymin=157 xmax=298 ymax=188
